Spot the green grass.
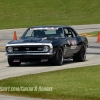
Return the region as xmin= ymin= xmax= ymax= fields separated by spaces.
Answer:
xmin=0 ymin=1 xmax=100 ymax=99
xmin=0 ymin=0 xmax=100 ymax=29
xmin=79 ymin=31 xmax=99 ymax=37
xmin=85 ymin=31 xmax=99 ymax=37
xmin=0 ymin=65 xmax=100 ymax=100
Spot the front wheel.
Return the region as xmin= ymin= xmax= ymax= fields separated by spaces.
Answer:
xmin=73 ymin=45 xmax=86 ymax=62
xmin=49 ymin=48 xmax=63 ymax=65
xmin=8 ymin=57 xmax=21 ymax=66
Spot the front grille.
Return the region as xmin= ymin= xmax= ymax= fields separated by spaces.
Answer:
xmin=13 ymin=46 xmax=44 ymax=52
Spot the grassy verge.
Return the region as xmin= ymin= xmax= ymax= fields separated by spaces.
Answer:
xmin=79 ymin=31 xmax=99 ymax=37
xmin=0 ymin=65 xmax=100 ymax=100
xmin=0 ymin=0 xmax=100 ymax=29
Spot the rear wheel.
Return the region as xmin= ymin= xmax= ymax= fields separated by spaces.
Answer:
xmin=49 ymin=48 xmax=63 ymax=65
xmin=8 ymin=57 xmax=21 ymax=66
xmin=73 ymin=45 xmax=86 ymax=62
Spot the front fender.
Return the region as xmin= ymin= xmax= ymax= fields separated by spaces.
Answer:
xmin=52 ymin=39 xmax=65 ymax=53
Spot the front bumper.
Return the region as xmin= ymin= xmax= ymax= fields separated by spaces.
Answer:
xmin=6 ymin=43 xmax=57 ymax=61
xmin=6 ymin=52 xmax=55 ymax=56
xmin=6 ymin=52 xmax=55 ymax=62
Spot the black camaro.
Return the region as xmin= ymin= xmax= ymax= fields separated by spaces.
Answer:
xmin=6 ymin=26 xmax=88 ymax=66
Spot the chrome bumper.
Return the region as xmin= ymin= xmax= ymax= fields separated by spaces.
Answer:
xmin=6 ymin=52 xmax=55 ymax=56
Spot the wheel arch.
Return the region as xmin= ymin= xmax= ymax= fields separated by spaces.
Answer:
xmin=59 ymin=45 xmax=64 ymax=55
xmin=81 ymin=41 xmax=87 ymax=49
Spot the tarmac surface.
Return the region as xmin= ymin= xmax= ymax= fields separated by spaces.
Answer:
xmin=0 ymin=24 xmax=100 ymax=100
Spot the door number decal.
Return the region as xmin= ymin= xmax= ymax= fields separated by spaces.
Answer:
xmin=70 ymin=40 xmax=77 ymax=49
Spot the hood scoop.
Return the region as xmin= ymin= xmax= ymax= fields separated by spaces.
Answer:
xmin=9 ymin=37 xmax=52 ymax=44
xmin=23 ymin=37 xmax=48 ymax=43
xmin=29 ymin=38 xmax=41 ymax=42
xmin=22 ymin=38 xmax=41 ymax=43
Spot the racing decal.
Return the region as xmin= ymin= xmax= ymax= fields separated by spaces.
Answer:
xmin=70 ymin=40 xmax=77 ymax=45
xmin=47 ymin=27 xmax=58 ymax=30
xmin=71 ymin=46 xmax=77 ymax=49
xmin=30 ymin=28 xmax=47 ymax=30
xmin=64 ymin=45 xmax=67 ymax=55
xmin=70 ymin=40 xmax=77 ymax=49
xmin=30 ymin=27 xmax=58 ymax=30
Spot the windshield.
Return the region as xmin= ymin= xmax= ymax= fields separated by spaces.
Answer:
xmin=22 ymin=27 xmax=64 ymax=38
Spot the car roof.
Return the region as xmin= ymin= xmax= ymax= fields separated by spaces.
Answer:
xmin=29 ymin=25 xmax=72 ymax=29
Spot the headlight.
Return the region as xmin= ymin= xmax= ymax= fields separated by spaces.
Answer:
xmin=43 ymin=46 xmax=49 ymax=52
xmin=7 ymin=47 xmax=13 ymax=53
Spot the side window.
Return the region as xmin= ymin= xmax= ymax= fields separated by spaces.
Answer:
xmin=64 ymin=28 xmax=77 ymax=38
xmin=64 ymin=29 xmax=69 ymax=34
xmin=64 ymin=28 xmax=73 ymax=38
xmin=68 ymin=28 xmax=77 ymax=38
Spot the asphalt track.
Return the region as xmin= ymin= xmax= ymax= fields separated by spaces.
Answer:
xmin=0 ymin=24 xmax=100 ymax=100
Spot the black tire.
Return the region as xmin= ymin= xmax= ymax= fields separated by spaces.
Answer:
xmin=8 ymin=57 xmax=21 ymax=66
xmin=49 ymin=48 xmax=63 ymax=65
xmin=73 ymin=45 xmax=86 ymax=62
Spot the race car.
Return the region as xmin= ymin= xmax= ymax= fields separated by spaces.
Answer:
xmin=6 ymin=25 xmax=88 ymax=66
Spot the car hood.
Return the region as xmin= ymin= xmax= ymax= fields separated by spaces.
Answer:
xmin=8 ymin=37 xmax=61 ymax=44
